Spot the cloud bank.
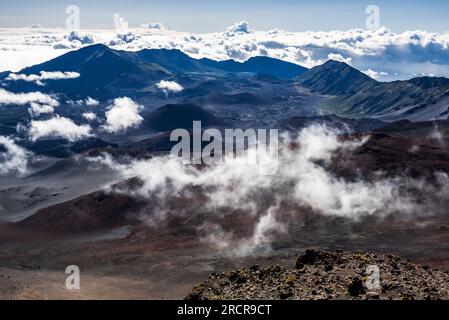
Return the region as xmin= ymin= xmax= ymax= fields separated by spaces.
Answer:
xmin=3 ymin=23 xmax=449 ymax=79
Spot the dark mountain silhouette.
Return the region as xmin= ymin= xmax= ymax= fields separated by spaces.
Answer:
xmin=137 ymin=49 xmax=308 ymax=78
xmin=201 ymin=92 xmax=267 ymax=105
xmin=279 ymin=115 xmax=387 ymax=133
xmin=1 ymin=44 xmax=308 ymax=99
xmin=143 ymin=103 xmax=228 ymax=132
xmin=297 ymin=60 xmax=449 ymax=121
xmin=296 ymin=60 xmax=377 ymax=95
xmin=16 ymin=189 xmax=144 ymax=234
xmin=200 ymin=56 xmax=307 ymax=79
xmin=8 ymin=44 xmax=171 ymax=97
xmin=136 ymin=48 xmax=214 ymax=74
xmin=21 ymin=137 xmax=118 ymax=158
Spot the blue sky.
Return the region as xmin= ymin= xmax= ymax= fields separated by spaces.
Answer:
xmin=1 ymin=0 xmax=449 ymax=32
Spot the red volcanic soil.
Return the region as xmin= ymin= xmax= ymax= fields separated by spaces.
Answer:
xmin=16 ymin=191 xmax=144 ymax=235
xmin=331 ymin=131 xmax=449 ymax=180
xmin=1 ymin=127 xmax=449 ymax=299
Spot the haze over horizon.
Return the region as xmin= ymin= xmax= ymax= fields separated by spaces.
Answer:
xmin=1 ymin=0 xmax=449 ymax=33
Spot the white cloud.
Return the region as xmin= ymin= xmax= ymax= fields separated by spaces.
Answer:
xmin=101 ymin=97 xmax=143 ymax=133
xmin=109 ymin=32 xmax=139 ymax=46
xmin=363 ymin=68 xmax=389 ymax=80
xmin=85 ymin=97 xmax=99 ymax=106
xmin=113 ymin=13 xmax=129 ymax=31
xmin=28 ymin=102 xmax=55 ymax=116
xmin=327 ymin=53 xmax=352 ymax=65
xmin=28 ymin=116 xmax=92 ymax=141
xmin=0 ymin=45 xmax=67 ymax=73
xmin=141 ymin=22 xmax=165 ymax=30
xmin=0 ymin=89 xmax=59 ymax=106
xmin=0 ymin=136 xmax=30 ymax=175
xmin=3 ymin=25 xmax=449 ymax=79
xmin=91 ymin=124 xmax=431 ymax=255
xmin=226 ymin=21 xmax=251 ymax=36
xmin=66 ymin=31 xmax=94 ymax=44
xmin=156 ymin=80 xmax=183 ymax=97
xmin=53 ymin=31 xmax=95 ymax=49
xmin=82 ymin=112 xmax=97 ymax=121
xmin=71 ymin=97 xmax=99 ymax=106
xmin=6 ymin=71 xmax=80 ymax=86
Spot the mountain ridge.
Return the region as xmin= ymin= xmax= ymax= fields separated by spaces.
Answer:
xmin=296 ymin=60 xmax=449 ymax=121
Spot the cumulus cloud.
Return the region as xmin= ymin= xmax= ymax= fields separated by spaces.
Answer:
xmin=102 ymin=97 xmax=143 ymax=133
xmin=71 ymin=97 xmax=100 ymax=106
xmin=82 ymin=112 xmax=97 ymax=122
xmin=6 ymin=71 xmax=80 ymax=86
xmin=3 ymin=25 xmax=449 ymax=79
xmin=363 ymin=68 xmax=389 ymax=80
xmin=0 ymin=136 xmax=30 ymax=175
xmin=28 ymin=102 xmax=55 ymax=116
xmin=156 ymin=80 xmax=183 ymax=92
xmin=0 ymin=89 xmax=59 ymax=106
xmin=66 ymin=31 xmax=94 ymax=44
xmin=90 ymin=124 xmax=431 ymax=255
xmin=109 ymin=32 xmax=139 ymax=46
xmin=85 ymin=97 xmax=100 ymax=106
xmin=226 ymin=21 xmax=251 ymax=36
xmin=328 ymin=53 xmax=352 ymax=65
xmin=156 ymin=80 xmax=183 ymax=97
xmin=113 ymin=13 xmax=129 ymax=31
xmin=53 ymin=31 xmax=94 ymax=49
xmin=28 ymin=116 xmax=92 ymax=141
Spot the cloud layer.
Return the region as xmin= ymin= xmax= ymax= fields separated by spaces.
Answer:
xmin=2 ymin=23 xmax=449 ymax=79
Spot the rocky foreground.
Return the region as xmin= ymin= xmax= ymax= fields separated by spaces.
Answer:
xmin=186 ymin=250 xmax=449 ymax=300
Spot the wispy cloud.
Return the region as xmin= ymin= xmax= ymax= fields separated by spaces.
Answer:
xmin=0 ymin=135 xmax=30 ymax=176
xmin=89 ymin=124 xmax=436 ymax=255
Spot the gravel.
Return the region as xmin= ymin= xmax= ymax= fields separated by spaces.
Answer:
xmin=186 ymin=250 xmax=449 ymax=300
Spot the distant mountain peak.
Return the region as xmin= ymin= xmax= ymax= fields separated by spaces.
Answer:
xmin=296 ymin=59 xmax=376 ymax=95
xmin=321 ymin=59 xmax=354 ymax=69
xmin=200 ymin=55 xmax=307 ymax=79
